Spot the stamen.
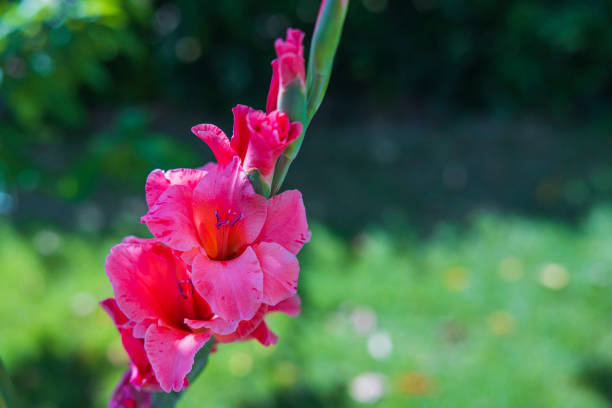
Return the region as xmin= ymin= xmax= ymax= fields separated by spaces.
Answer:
xmin=177 ymin=279 xmax=193 ymax=299
xmin=214 ymin=209 xmax=243 ymax=229
xmin=215 ymin=209 xmax=229 ymax=229
xmin=230 ymin=213 xmax=243 ymax=227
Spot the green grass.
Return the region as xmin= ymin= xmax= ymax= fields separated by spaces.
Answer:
xmin=1 ymin=206 xmax=612 ymax=407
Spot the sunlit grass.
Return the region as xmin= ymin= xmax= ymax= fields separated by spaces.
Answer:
xmin=1 ymin=206 xmax=612 ymax=407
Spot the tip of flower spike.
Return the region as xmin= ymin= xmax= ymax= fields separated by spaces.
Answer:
xmin=274 ymin=28 xmax=305 ymax=58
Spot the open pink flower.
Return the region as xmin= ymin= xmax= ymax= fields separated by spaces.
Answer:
xmin=105 ymin=237 xmax=241 ymax=392
xmin=266 ymin=28 xmax=306 ymax=113
xmin=191 ymin=106 xmax=301 ymax=181
xmin=142 ymin=157 xmax=311 ymax=323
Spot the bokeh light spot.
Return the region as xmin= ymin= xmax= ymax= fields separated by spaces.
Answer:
xmin=398 ymin=372 xmax=431 ymax=395
xmin=33 ymin=229 xmax=61 ymax=255
xmin=70 ymin=292 xmax=96 ymax=317
xmin=367 ymin=331 xmax=393 ymax=360
xmin=443 ymin=266 xmax=469 ymax=291
xmin=498 ymin=257 xmax=523 ymax=282
xmin=229 ymin=351 xmax=253 ymax=377
xmin=273 ymin=362 xmax=298 ymax=386
xmin=539 ymin=263 xmax=569 ymax=290
xmin=349 ymin=372 xmax=386 ymax=403
xmin=351 ymin=306 xmax=377 ymax=335
xmin=488 ymin=311 xmax=515 ymax=336
xmin=175 ymin=36 xmax=201 ymax=63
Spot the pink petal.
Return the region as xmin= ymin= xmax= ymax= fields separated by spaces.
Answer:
xmin=144 ymin=324 xmax=211 ymax=392
xmin=145 ymin=168 xmax=208 ymax=208
xmin=273 ymin=29 xmax=305 ymax=88
xmin=191 ymin=124 xmax=236 ymax=165
xmin=192 ymin=157 xmax=267 ymax=260
xmin=133 ymin=319 xmax=154 ymax=338
xmin=257 ymin=189 xmax=311 ymax=254
xmin=230 ymin=105 xmax=252 ymax=160
xmin=213 ymin=304 xmax=268 ymax=344
xmin=100 ymin=298 xmax=129 ymax=328
xmin=250 ymin=321 xmax=278 ymax=346
xmin=277 ymin=53 xmax=305 ymax=88
xmin=184 ymin=316 xmax=239 ymax=336
xmin=105 ymin=240 xmax=200 ymax=328
xmin=109 ymin=370 xmax=152 ymax=408
xmin=141 ymin=185 xmax=200 ymax=252
xmin=121 ymin=330 xmax=151 ymax=378
xmin=266 ymin=60 xmax=280 ymax=113
xmin=243 ymin=110 xmax=296 ymax=178
xmin=274 ymin=28 xmax=305 ymax=57
xmin=191 ymin=247 xmax=263 ymax=322
xmin=269 ymin=294 xmax=302 ymax=317
xmin=105 ymin=242 xmax=162 ymax=323
xmin=253 ymin=242 xmax=299 ymax=306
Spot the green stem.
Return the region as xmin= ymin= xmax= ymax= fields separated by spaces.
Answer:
xmin=306 ymin=0 xmax=349 ymax=122
xmin=270 ymin=0 xmax=349 ymax=195
xmin=151 ymin=338 xmax=214 ymax=408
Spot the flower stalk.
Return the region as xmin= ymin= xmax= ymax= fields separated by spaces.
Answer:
xmin=270 ymin=0 xmax=349 ymax=195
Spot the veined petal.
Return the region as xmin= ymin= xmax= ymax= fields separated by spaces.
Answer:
xmin=144 ymin=324 xmax=211 ymax=392
xmin=100 ymin=298 xmax=129 ymax=328
xmin=184 ymin=316 xmax=239 ymax=336
xmin=213 ymin=304 xmax=268 ymax=344
xmin=145 ymin=168 xmax=208 ymax=208
xmin=191 ymin=247 xmax=263 ymax=322
xmin=230 ymin=105 xmax=252 ymax=160
xmin=253 ymin=242 xmax=299 ymax=306
xmin=105 ymin=240 xmax=202 ymax=328
xmin=250 ymin=321 xmax=278 ymax=346
xmin=142 ymin=185 xmax=200 ymax=252
xmin=191 ymin=124 xmax=236 ymax=165
xmin=257 ymin=189 xmax=311 ymax=254
xmin=266 ymin=60 xmax=280 ymax=114
xmin=269 ymin=294 xmax=302 ymax=317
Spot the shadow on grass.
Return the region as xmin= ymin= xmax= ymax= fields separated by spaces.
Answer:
xmin=11 ymin=346 xmax=105 ymax=408
xmin=580 ymin=360 xmax=612 ymax=404
xmin=239 ymin=383 xmax=348 ymax=408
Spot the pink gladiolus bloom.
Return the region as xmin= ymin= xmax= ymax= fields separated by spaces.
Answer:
xmin=266 ymin=28 xmax=306 ymax=113
xmin=109 ymin=371 xmax=152 ymax=408
xmin=142 ymin=157 xmax=311 ymax=323
xmin=105 ymin=237 xmax=242 ymax=392
xmin=191 ymin=106 xmax=302 ymax=181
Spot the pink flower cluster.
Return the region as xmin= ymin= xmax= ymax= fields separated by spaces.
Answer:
xmin=101 ymin=28 xmax=309 ymax=405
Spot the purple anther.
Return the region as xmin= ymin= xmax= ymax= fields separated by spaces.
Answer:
xmin=177 ymin=279 xmax=193 ymax=299
xmin=229 ymin=213 xmax=243 ymax=227
xmin=215 ymin=209 xmax=229 ymax=229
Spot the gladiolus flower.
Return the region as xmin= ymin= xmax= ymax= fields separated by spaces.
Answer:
xmin=104 ymin=237 xmax=241 ymax=392
xmin=266 ymin=28 xmax=306 ymax=113
xmin=191 ymin=106 xmax=302 ymax=181
xmin=141 ymin=157 xmax=311 ymax=323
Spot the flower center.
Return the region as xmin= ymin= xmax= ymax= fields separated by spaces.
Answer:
xmin=204 ymin=209 xmax=244 ymax=260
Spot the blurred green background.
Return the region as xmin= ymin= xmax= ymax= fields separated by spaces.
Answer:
xmin=1 ymin=0 xmax=612 ymax=407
